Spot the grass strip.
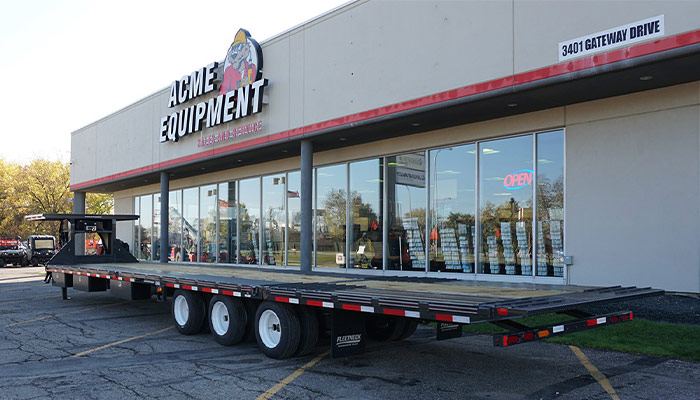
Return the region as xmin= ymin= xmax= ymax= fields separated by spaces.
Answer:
xmin=461 ymin=315 xmax=700 ymax=361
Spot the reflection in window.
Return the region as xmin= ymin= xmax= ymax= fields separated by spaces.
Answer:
xmin=133 ymin=198 xmax=140 ymax=259
xmin=479 ymin=136 xmax=533 ymax=275
xmin=387 ymin=152 xmax=426 ymax=271
xmin=263 ymin=174 xmax=285 ymax=266
xmin=349 ymin=159 xmax=383 ymax=269
xmin=182 ymin=188 xmax=199 ymax=262
xmin=287 ymin=172 xmax=301 ymax=266
xmin=168 ymin=190 xmax=182 ymax=261
xmin=536 ymin=130 xmax=565 ymax=277
xmin=429 ymin=144 xmax=476 ymax=272
xmin=139 ymin=194 xmax=152 ymax=260
xmin=154 ymin=194 xmax=161 ymax=261
xmin=200 ymin=184 xmax=217 ymax=263
xmin=315 ymin=164 xmax=346 ymax=268
xmin=239 ymin=178 xmax=260 ymax=264
xmin=218 ymin=182 xmax=237 ymax=263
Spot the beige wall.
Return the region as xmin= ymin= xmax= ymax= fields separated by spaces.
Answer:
xmin=72 ymin=0 xmax=700 ymax=187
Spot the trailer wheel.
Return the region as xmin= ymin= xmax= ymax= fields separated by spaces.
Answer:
xmin=241 ymin=299 xmax=258 ymax=342
xmin=0 ymin=258 xmax=4 ymax=267
xmin=31 ymin=257 xmax=39 ymax=267
xmin=172 ymin=290 xmax=206 ymax=335
xmin=396 ymin=320 xmax=418 ymax=340
xmin=366 ymin=315 xmax=406 ymax=341
xmin=208 ymin=295 xmax=247 ymax=345
xmin=294 ymin=306 xmax=319 ymax=356
xmin=255 ymin=302 xmax=300 ymax=359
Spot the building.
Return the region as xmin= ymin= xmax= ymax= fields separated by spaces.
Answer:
xmin=69 ymin=0 xmax=700 ymax=293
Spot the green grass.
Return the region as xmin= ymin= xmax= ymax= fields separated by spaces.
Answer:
xmin=461 ymin=315 xmax=700 ymax=361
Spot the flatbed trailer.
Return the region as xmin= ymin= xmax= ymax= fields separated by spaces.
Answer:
xmin=29 ymin=213 xmax=664 ymax=359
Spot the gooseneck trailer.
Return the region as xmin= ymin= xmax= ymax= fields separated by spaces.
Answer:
xmin=29 ymin=214 xmax=663 ymax=359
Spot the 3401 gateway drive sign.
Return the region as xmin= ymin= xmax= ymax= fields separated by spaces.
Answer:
xmin=159 ymin=29 xmax=268 ymax=143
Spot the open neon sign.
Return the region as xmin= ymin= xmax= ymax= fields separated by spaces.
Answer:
xmin=503 ymin=169 xmax=533 ymax=190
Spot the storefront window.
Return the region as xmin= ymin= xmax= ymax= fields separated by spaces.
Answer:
xmin=200 ymin=184 xmax=217 ymax=263
xmin=263 ymin=174 xmax=285 ymax=266
xmin=315 ymin=164 xmax=346 ymax=268
xmin=218 ymin=182 xmax=237 ymax=264
xmin=239 ymin=178 xmax=260 ymax=264
xmin=169 ymin=190 xmax=182 ymax=261
xmin=387 ymin=152 xmax=426 ymax=271
xmin=182 ymin=187 xmax=198 ymax=262
xmin=536 ymin=130 xmax=565 ymax=277
xmin=138 ymin=194 xmax=152 ymax=260
xmin=133 ymin=197 xmax=140 ymax=259
xmin=429 ymin=144 xmax=476 ymax=272
xmin=479 ymin=136 xmax=533 ymax=275
xmin=349 ymin=159 xmax=383 ymax=269
xmin=287 ymin=171 xmax=301 ymax=266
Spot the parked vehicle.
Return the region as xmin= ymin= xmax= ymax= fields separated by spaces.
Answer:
xmin=0 ymin=235 xmax=28 ymax=267
xmin=27 ymin=235 xmax=57 ymax=266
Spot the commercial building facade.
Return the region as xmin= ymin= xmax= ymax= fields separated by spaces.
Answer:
xmin=70 ymin=1 xmax=700 ymax=293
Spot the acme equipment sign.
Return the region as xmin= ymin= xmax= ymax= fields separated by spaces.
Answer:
xmin=160 ymin=29 xmax=268 ymax=143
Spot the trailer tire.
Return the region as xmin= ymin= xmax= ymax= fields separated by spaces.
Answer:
xmin=241 ymin=299 xmax=257 ymax=342
xmin=366 ymin=315 xmax=406 ymax=341
xmin=396 ymin=320 xmax=418 ymax=340
xmin=31 ymin=257 xmax=39 ymax=267
xmin=255 ymin=302 xmax=300 ymax=359
xmin=0 ymin=258 xmax=4 ymax=267
xmin=208 ymin=295 xmax=247 ymax=345
xmin=172 ymin=290 xmax=206 ymax=335
xmin=294 ymin=306 xmax=319 ymax=356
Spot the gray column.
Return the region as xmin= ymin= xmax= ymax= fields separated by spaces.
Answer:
xmin=160 ymin=172 xmax=169 ymax=263
xmin=300 ymin=140 xmax=313 ymax=273
xmin=73 ymin=191 xmax=86 ymax=255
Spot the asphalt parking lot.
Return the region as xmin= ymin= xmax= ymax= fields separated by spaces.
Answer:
xmin=1 ymin=267 xmax=699 ymax=400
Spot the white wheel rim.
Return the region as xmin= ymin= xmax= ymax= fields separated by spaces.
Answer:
xmin=174 ymin=295 xmax=189 ymax=326
xmin=211 ymin=301 xmax=230 ymax=336
xmin=259 ymin=309 xmax=282 ymax=348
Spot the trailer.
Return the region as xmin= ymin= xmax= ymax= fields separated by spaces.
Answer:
xmin=28 ymin=213 xmax=664 ymax=359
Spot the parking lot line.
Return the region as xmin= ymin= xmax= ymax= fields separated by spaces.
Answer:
xmin=5 ymin=300 xmax=131 ymax=327
xmin=72 ymin=326 xmax=175 ymax=357
xmin=569 ymin=345 xmax=620 ymax=400
xmin=255 ymin=350 xmax=330 ymax=400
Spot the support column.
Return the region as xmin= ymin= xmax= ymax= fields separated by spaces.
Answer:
xmin=300 ymin=140 xmax=313 ymax=273
xmin=73 ymin=191 xmax=86 ymax=255
xmin=160 ymin=172 xmax=169 ymax=263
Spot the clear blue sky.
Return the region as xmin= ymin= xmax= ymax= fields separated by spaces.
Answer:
xmin=0 ymin=0 xmax=350 ymax=163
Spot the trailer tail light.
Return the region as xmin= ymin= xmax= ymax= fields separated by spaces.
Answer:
xmin=610 ymin=316 xmax=619 ymax=323
xmin=523 ymin=332 xmax=535 ymax=341
xmin=507 ymin=335 xmax=520 ymax=345
xmin=496 ymin=308 xmax=509 ymax=316
xmin=586 ymin=319 xmax=597 ymax=326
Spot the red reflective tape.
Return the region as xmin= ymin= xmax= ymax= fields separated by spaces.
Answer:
xmin=435 ymin=314 xmax=453 ymax=322
xmin=342 ymin=304 xmax=361 ymax=312
xmin=586 ymin=319 xmax=597 ymax=327
xmin=502 ymin=336 xmax=508 ymax=347
xmin=165 ymin=283 xmax=175 ymax=288
xmin=69 ymin=29 xmax=700 ymax=191
xmin=201 ymin=288 xmax=213 ymax=293
xmin=275 ymin=296 xmax=290 ymax=303
xmin=222 ymin=290 xmax=234 ymax=296
xmin=629 ymin=312 xmax=634 ymax=321
xmin=496 ymin=308 xmax=509 ymax=316
xmin=305 ymin=300 xmax=323 ymax=307
xmin=182 ymin=285 xmax=192 ymax=290
xmin=383 ymin=308 xmax=405 ymax=317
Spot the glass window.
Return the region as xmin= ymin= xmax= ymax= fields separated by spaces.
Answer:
xmin=349 ymin=159 xmax=383 ymax=269
xmin=429 ymin=144 xmax=476 ymax=272
xmin=218 ymin=182 xmax=237 ymax=263
xmin=182 ymin=188 xmax=199 ymax=262
xmin=287 ymin=172 xmax=301 ymax=266
xmin=133 ymin=197 xmax=140 ymax=259
xmin=168 ymin=190 xmax=182 ymax=261
xmin=479 ymin=136 xmax=533 ymax=275
xmin=315 ymin=164 xmax=347 ymax=268
xmin=200 ymin=184 xmax=217 ymax=263
xmin=154 ymin=194 xmax=161 ymax=261
xmin=138 ymin=195 xmax=153 ymax=260
xmin=536 ymin=130 xmax=565 ymax=277
xmin=263 ymin=174 xmax=285 ymax=266
xmin=239 ymin=177 xmax=260 ymax=264
xmin=387 ymin=152 xmax=427 ymax=271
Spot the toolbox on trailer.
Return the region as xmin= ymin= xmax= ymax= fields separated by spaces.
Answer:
xmin=29 ymin=213 xmax=664 ymax=360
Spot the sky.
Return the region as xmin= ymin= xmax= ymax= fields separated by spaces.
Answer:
xmin=0 ymin=0 xmax=350 ymax=164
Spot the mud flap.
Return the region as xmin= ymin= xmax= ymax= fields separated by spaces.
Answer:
xmin=436 ymin=322 xmax=462 ymax=340
xmin=331 ymin=309 xmax=367 ymax=358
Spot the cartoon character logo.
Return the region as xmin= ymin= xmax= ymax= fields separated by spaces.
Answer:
xmin=220 ymin=29 xmax=263 ymax=95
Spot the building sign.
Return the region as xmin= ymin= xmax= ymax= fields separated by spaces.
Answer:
xmin=503 ymin=169 xmax=533 ymax=190
xmin=160 ymin=29 xmax=269 ymax=143
xmin=559 ymin=15 xmax=664 ymax=61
